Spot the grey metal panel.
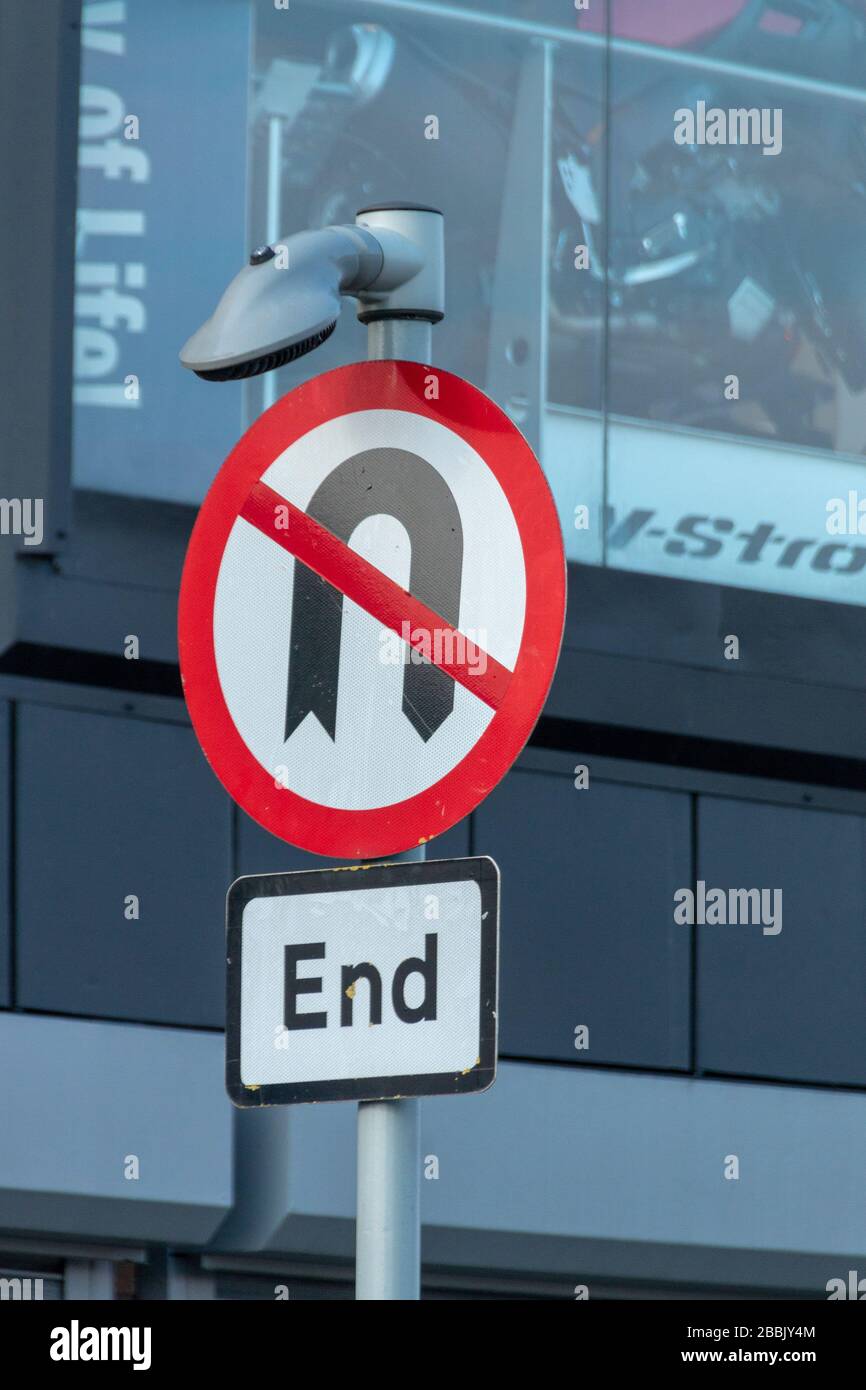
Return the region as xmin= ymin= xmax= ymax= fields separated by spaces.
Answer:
xmin=18 ymin=568 xmax=181 ymax=666
xmin=64 ymin=491 xmax=192 ymax=591
xmin=0 ymin=0 xmax=78 ymax=656
xmin=236 ymin=806 xmax=470 ymax=878
xmin=419 ymin=1064 xmax=866 ymax=1271
xmin=0 ymin=0 xmax=78 ymax=558
xmin=16 ymin=704 xmax=231 ymax=1027
xmin=563 ymin=562 xmax=866 ymax=695
xmin=535 ymin=562 xmax=866 ymax=769
xmin=548 ymin=637 xmax=866 ymax=766
xmin=0 ymin=1012 xmax=230 ymax=1244
xmin=0 ymin=677 xmax=186 ymax=728
xmin=522 ymin=742 xmax=866 ymax=819
xmin=216 ymin=1059 xmax=866 ymax=1293
xmin=473 ymin=767 xmax=692 ymax=1067
xmin=0 ymin=702 xmax=9 ymax=1007
xmin=697 ymin=797 xmax=866 ymax=1087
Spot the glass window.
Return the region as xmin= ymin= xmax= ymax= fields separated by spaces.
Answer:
xmin=248 ymin=0 xmax=605 ymax=572
xmin=598 ymin=0 xmax=866 ymax=603
xmin=72 ymin=0 xmax=866 ymax=607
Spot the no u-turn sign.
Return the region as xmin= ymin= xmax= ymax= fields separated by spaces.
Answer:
xmin=179 ymin=360 xmax=565 ymax=858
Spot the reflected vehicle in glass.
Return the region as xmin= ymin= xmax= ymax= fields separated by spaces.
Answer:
xmin=561 ymin=0 xmax=866 ymax=450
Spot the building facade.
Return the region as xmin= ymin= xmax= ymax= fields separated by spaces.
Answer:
xmin=1 ymin=0 xmax=866 ymax=1299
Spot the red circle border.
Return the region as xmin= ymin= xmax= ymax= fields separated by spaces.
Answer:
xmin=178 ymin=360 xmax=566 ymax=859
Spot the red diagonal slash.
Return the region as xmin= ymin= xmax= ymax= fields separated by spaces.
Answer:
xmin=239 ymin=479 xmax=511 ymax=711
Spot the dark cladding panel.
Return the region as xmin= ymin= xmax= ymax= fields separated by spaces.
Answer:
xmin=697 ymin=797 xmax=866 ymax=1086
xmin=16 ymin=704 xmax=230 ymax=1026
xmin=475 ymin=766 xmax=692 ymax=1068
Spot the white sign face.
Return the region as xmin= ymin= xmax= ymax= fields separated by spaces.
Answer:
xmin=213 ymin=410 xmax=526 ymax=811
xmin=226 ymin=858 xmax=499 ymax=1106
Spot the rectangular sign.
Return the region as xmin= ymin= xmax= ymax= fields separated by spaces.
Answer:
xmin=226 ymin=857 xmax=499 ymax=1106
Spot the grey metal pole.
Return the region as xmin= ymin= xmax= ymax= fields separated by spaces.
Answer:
xmin=366 ymin=318 xmax=432 ymax=366
xmin=356 ymin=1085 xmax=421 ymax=1300
xmin=261 ymin=114 xmax=283 ymax=413
xmin=355 ymin=310 xmax=432 ymax=1301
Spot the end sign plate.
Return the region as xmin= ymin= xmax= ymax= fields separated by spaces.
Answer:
xmin=226 ymin=857 xmax=499 ymax=1106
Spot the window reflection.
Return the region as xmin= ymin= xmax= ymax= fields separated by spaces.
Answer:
xmin=72 ymin=0 xmax=866 ymax=605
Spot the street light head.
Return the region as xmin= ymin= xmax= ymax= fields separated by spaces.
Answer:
xmin=190 ymin=324 xmax=339 ymax=383
xmin=180 ymin=207 xmax=444 ymax=381
xmin=180 ymin=226 xmax=378 ymax=381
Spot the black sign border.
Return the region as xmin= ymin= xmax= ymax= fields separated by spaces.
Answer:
xmin=226 ymin=856 xmax=499 ymax=1107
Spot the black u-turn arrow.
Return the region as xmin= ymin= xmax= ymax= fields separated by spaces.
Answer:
xmin=285 ymin=448 xmax=464 ymax=742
